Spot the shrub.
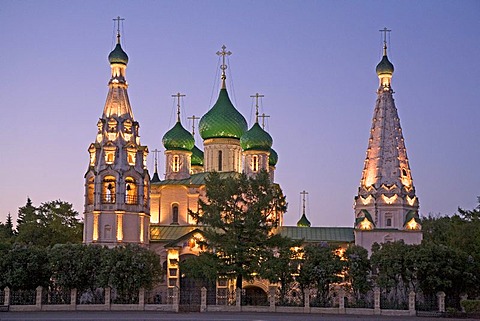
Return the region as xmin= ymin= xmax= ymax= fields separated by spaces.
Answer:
xmin=461 ymin=300 xmax=480 ymax=313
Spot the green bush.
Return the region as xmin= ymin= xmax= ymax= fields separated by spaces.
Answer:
xmin=461 ymin=300 xmax=480 ymax=313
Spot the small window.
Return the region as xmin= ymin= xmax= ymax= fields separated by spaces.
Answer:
xmin=102 ymin=176 xmax=116 ymax=203
xmin=402 ymin=169 xmax=407 ymax=176
xmin=252 ymin=155 xmax=259 ymax=172
xmin=172 ymin=155 xmax=180 ymax=172
xmin=125 ymin=177 xmax=137 ymax=204
xmin=172 ymin=205 xmax=179 ymax=225
xmin=386 ymin=218 xmax=392 ymax=227
xmin=87 ymin=177 xmax=94 ymax=205
xmin=218 ymin=151 xmax=223 ymax=171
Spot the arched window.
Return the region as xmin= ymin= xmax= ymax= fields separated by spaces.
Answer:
xmin=102 ymin=176 xmax=116 ymax=203
xmin=125 ymin=177 xmax=137 ymax=204
xmin=252 ymin=155 xmax=259 ymax=172
xmin=87 ymin=177 xmax=94 ymax=205
xmin=172 ymin=204 xmax=179 ymax=225
xmin=172 ymin=155 xmax=180 ymax=172
xmin=218 ymin=150 xmax=223 ymax=171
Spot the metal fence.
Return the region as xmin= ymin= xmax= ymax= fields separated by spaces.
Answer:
xmin=41 ymin=288 xmax=71 ymax=305
xmin=145 ymin=288 xmax=174 ymax=304
xmin=0 ymin=289 xmax=4 ymax=305
xmin=76 ymin=288 xmax=105 ymax=305
xmin=345 ymin=291 xmax=374 ymax=308
xmin=111 ymin=289 xmax=139 ymax=304
xmin=380 ymin=292 xmax=408 ymax=310
xmin=10 ymin=289 xmax=36 ymax=305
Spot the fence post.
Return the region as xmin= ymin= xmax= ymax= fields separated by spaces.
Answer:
xmin=374 ymin=288 xmax=381 ymax=315
xmin=460 ymin=294 xmax=468 ymax=312
xmin=303 ymin=289 xmax=310 ymax=313
xmin=269 ymin=285 xmax=276 ymax=312
xmin=437 ymin=291 xmax=445 ymax=313
xmin=408 ymin=291 xmax=416 ymax=316
xmin=104 ymin=287 xmax=111 ymax=310
xmin=4 ymin=287 xmax=10 ymax=306
xmin=139 ymin=288 xmax=145 ymax=310
xmin=235 ymin=289 xmax=241 ymax=311
xmin=200 ymin=287 xmax=207 ymax=312
xmin=35 ymin=286 xmax=42 ymax=310
xmin=70 ymin=289 xmax=77 ymax=310
xmin=338 ymin=288 xmax=345 ymax=314
xmin=173 ymin=287 xmax=179 ymax=313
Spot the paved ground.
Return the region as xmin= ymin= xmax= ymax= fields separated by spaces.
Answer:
xmin=0 ymin=311 xmax=470 ymax=321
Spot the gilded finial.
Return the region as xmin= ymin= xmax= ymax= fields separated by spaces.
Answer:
xmin=153 ymin=149 xmax=159 ymax=174
xmin=113 ymin=16 xmax=125 ymax=44
xmin=172 ymin=92 xmax=186 ymax=123
xmin=250 ymin=93 xmax=264 ymax=123
xmin=188 ymin=115 xmax=200 ymax=136
xmin=216 ymin=45 xmax=232 ymax=89
xmin=259 ymin=113 xmax=270 ymax=129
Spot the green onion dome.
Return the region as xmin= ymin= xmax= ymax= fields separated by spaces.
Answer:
xmin=240 ymin=122 xmax=273 ymax=151
xmin=269 ymin=148 xmax=278 ymax=166
xmin=162 ymin=121 xmax=195 ymax=151
xmin=108 ymin=43 xmax=129 ymax=65
xmin=191 ymin=145 xmax=204 ymax=166
xmin=297 ymin=213 xmax=311 ymax=227
xmin=376 ymin=54 xmax=394 ymax=76
xmin=199 ymin=89 xmax=248 ymax=140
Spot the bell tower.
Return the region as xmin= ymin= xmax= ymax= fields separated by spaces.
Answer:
xmin=354 ymin=29 xmax=422 ymax=252
xmin=83 ymin=18 xmax=150 ymax=246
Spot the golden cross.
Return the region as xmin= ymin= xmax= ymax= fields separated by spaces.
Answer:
xmin=300 ymin=190 xmax=309 ymax=216
xmin=113 ymin=16 xmax=125 ymax=43
xmin=153 ymin=149 xmax=159 ymax=174
xmin=172 ymin=92 xmax=186 ymax=122
xmin=216 ymin=45 xmax=232 ymax=88
xmin=379 ymin=27 xmax=391 ymax=55
xmin=187 ymin=115 xmax=200 ymax=135
xmin=250 ymin=93 xmax=264 ymax=123
xmin=259 ymin=113 xmax=270 ymax=129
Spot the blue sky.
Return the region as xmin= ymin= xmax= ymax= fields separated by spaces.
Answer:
xmin=1 ymin=0 xmax=479 ymax=227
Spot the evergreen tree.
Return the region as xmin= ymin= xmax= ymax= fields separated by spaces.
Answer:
xmin=188 ymin=170 xmax=287 ymax=290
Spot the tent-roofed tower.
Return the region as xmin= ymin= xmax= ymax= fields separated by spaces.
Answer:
xmin=199 ymin=45 xmax=248 ymax=173
xmin=83 ymin=18 xmax=150 ymax=246
xmin=354 ymin=29 xmax=422 ymax=252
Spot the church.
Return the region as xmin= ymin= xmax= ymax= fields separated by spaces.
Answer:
xmin=82 ymin=24 xmax=422 ymax=294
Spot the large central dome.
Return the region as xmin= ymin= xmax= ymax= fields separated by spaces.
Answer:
xmin=199 ymin=89 xmax=248 ymax=140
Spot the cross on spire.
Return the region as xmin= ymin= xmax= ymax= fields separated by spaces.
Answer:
xmin=300 ymin=190 xmax=309 ymax=216
xmin=250 ymin=93 xmax=264 ymax=123
xmin=187 ymin=115 xmax=200 ymax=136
xmin=172 ymin=92 xmax=186 ymax=122
xmin=259 ymin=113 xmax=270 ymax=129
xmin=153 ymin=149 xmax=160 ymax=174
xmin=216 ymin=45 xmax=232 ymax=89
xmin=113 ymin=16 xmax=125 ymax=44
xmin=379 ymin=27 xmax=391 ymax=56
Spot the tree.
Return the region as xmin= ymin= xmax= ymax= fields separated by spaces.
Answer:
xmin=344 ymin=245 xmax=371 ymax=298
xmin=16 ymin=199 xmax=83 ymax=247
xmin=99 ymin=244 xmax=162 ymax=303
xmin=298 ymin=243 xmax=345 ymax=306
xmin=0 ymin=213 xmax=15 ymax=244
xmin=189 ymin=170 xmax=287 ymax=290
xmin=261 ymin=235 xmax=303 ymax=305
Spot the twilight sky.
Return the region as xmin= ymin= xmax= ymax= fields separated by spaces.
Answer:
xmin=1 ymin=1 xmax=479 ymax=227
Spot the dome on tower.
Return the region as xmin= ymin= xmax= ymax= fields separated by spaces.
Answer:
xmin=162 ymin=121 xmax=195 ymax=151
xmin=297 ymin=213 xmax=311 ymax=227
xmin=199 ymin=89 xmax=248 ymax=140
xmin=191 ymin=145 xmax=204 ymax=166
xmin=376 ymin=54 xmax=394 ymax=76
xmin=240 ymin=123 xmax=273 ymax=151
xmin=269 ymin=148 xmax=278 ymax=166
xmin=108 ymin=43 xmax=129 ymax=65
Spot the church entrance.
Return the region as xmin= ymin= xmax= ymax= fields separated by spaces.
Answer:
xmin=242 ymin=285 xmax=268 ymax=306
xmin=179 ymin=254 xmax=215 ymax=312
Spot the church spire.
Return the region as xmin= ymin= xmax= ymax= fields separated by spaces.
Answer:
xmin=354 ymin=31 xmax=421 ymax=244
xmin=297 ymin=190 xmax=311 ymax=227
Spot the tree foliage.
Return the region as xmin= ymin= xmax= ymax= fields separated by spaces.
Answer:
xmin=188 ymin=170 xmax=287 ymax=289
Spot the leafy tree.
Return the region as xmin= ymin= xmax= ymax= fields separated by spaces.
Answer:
xmin=99 ymin=244 xmax=162 ymax=302
xmin=261 ymin=235 xmax=303 ymax=305
xmin=298 ymin=243 xmax=345 ymax=305
xmin=16 ymin=199 xmax=83 ymax=247
xmin=189 ymin=170 xmax=287 ymax=290
xmin=344 ymin=245 xmax=371 ymax=297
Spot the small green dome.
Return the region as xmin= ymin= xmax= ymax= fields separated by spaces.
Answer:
xmin=297 ymin=213 xmax=311 ymax=227
xmin=240 ymin=122 xmax=273 ymax=151
xmin=162 ymin=121 xmax=195 ymax=151
xmin=108 ymin=43 xmax=129 ymax=65
xmin=376 ymin=55 xmax=394 ymax=76
xmin=191 ymin=145 xmax=204 ymax=166
xmin=269 ymin=148 xmax=278 ymax=166
xmin=199 ymin=89 xmax=248 ymax=140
